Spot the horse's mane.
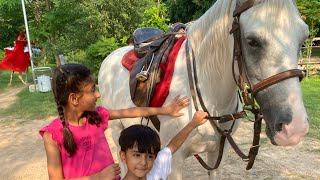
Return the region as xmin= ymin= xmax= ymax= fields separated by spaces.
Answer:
xmin=187 ymin=0 xmax=300 ymax=78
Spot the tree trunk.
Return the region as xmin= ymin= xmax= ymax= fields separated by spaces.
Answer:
xmin=55 ymin=54 xmax=61 ymax=66
xmin=45 ymin=0 xmax=51 ymax=10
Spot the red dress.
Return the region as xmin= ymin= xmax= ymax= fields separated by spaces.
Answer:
xmin=0 ymin=40 xmax=30 ymax=72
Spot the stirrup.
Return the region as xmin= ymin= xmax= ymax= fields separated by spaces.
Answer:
xmin=136 ymin=70 xmax=149 ymax=81
xmin=136 ymin=53 xmax=155 ymax=82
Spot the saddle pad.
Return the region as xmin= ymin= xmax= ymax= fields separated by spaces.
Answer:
xmin=121 ymin=36 xmax=186 ymax=107
xmin=121 ymin=50 xmax=139 ymax=71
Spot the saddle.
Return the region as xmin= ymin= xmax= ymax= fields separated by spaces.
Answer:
xmin=129 ymin=23 xmax=186 ymax=131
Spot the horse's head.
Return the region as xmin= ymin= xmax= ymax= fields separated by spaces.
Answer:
xmin=239 ymin=0 xmax=309 ymax=146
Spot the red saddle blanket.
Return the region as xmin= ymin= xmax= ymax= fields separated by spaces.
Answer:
xmin=122 ymin=36 xmax=186 ymax=107
xmin=0 ymin=40 xmax=30 ymax=72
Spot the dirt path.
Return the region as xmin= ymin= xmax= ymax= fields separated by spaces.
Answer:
xmin=0 ymin=89 xmax=319 ymax=180
xmin=0 ymin=86 xmax=24 ymax=109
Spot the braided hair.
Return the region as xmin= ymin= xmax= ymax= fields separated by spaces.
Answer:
xmin=52 ymin=64 xmax=102 ymax=156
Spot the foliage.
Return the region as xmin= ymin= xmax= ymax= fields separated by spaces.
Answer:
xmin=297 ymin=0 xmax=320 ymax=35
xmin=0 ymin=50 xmax=4 ymax=60
xmin=87 ymin=0 xmax=152 ymax=40
xmin=164 ymin=0 xmax=216 ymax=23
xmin=0 ymin=0 xmax=152 ymax=69
xmin=297 ymin=0 xmax=320 ymax=78
xmin=139 ymin=2 xmax=170 ymax=32
xmin=78 ymin=37 xmax=119 ymax=77
xmin=0 ymin=0 xmax=25 ymax=49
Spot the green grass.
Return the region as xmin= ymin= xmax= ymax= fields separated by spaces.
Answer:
xmin=0 ymin=70 xmax=29 ymax=91
xmin=0 ymin=65 xmax=57 ymax=119
xmin=301 ymin=76 xmax=320 ymax=140
xmin=0 ymin=87 xmax=57 ymax=120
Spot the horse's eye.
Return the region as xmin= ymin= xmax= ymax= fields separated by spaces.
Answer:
xmin=247 ymin=39 xmax=259 ymax=47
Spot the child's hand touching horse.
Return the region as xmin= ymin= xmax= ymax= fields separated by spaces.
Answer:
xmin=108 ymin=95 xmax=189 ymax=120
xmin=163 ymin=95 xmax=189 ymax=117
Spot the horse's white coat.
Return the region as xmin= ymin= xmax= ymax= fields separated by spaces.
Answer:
xmin=98 ymin=0 xmax=309 ymax=179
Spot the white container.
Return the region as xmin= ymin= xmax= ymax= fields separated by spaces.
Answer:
xmin=37 ymin=75 xmax=51 ymax=92
xmin=29 ymin=84 xmax=36 ymax=93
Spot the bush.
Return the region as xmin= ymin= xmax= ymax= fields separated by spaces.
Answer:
xmin=85 ymin=37 xmax=119 ymax=77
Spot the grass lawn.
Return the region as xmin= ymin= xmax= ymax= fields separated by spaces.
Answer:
xmin=0 ymin=70 xmax=29 ymax=91
xmin=301 ymin=76 xmax=320 ymax=140
xmin=0 ymin=73 xmax=319 ymax=140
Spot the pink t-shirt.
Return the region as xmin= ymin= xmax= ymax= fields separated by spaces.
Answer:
xmin=39 ymin=106 xmax=114 ymax=178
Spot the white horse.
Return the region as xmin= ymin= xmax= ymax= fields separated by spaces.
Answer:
xmin=98 ymin=0 xmax=310 ymax=179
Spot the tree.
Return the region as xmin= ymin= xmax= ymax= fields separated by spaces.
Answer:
xmin=297 ymin=0 xmax=320 ymax=78
xmin=164 ymin=0 xmax=216 ymax=23
xmin=139 ymin=1 xmax=170 ymax=32
xmin=79 ymin=37 xmax=119 ymax=77
xmin=0 ymin=0 xmax=26 ymax=49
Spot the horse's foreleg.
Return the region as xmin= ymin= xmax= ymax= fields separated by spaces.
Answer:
xmin=207 ymin=141 xmax=231 ymax=180
xmin=167 ymin=150 xmax=186 ymax=180
xmin=18 ymin=72 xmax=27 ymax=85
xmin=206 ymin=150 xmax=223 ymax=180
xmin=8 ymin=71 xmax=14 ymax=86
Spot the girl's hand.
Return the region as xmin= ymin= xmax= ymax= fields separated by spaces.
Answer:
xmin=99 ymin=163 xmax=121 ymax=180
xmin=164 ymin=95 xmax=190 ymax=117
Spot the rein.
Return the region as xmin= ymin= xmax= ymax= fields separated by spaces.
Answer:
xmin=188 ymin=0 xmax=304 ymax=171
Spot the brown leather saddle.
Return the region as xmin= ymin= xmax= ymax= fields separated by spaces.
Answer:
xmin=129 ymin=23 xmax=186 ymax=131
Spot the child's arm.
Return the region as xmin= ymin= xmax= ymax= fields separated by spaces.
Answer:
xmin=109 ymin=95 xmax=189 ymax=120
xmin=43 ymin=132 xmax=65 ymax=180
xmin=42 ymin=132 xmax=120 ymax=180
xmin=166 ymin=111 xmax=208 ymax=154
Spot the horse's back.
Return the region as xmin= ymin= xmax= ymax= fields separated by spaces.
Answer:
xmin=98 ymin=46 xmax=134 ymax=109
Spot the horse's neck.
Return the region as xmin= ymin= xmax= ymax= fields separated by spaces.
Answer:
xmin=187 ymin=0 xmax=238 ymax=114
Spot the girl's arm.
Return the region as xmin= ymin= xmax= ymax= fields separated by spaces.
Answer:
xmin=43 ymin=132 xmax=120 ymax=180
xmin=109 ymin=96 xmax=189 ymax=120
xmin=43 ymin=132 xmax=65 ymax=180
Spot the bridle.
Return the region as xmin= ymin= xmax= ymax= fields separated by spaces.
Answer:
xmin=187 ymin=0 xmax=304 ymax=170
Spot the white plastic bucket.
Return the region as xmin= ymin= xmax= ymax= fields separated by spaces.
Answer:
xmin=37 ymin=75 xmax=51 ymax=92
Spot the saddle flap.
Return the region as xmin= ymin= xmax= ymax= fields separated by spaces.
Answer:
xmin=129 ymin=57 xmax=148 ymax=107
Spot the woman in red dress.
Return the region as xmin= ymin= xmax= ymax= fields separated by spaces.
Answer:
xmin=0 ymin=32 xmax=30 ymax=85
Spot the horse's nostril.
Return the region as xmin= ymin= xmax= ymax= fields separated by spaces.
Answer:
xmin=275 ymin=123 xmax=282 ymax=132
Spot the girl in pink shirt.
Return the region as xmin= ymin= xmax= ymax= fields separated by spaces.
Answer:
xmin=39 ymin=64 xmax=189 ymax=180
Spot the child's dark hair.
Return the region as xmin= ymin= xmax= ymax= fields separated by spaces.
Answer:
xmin=119 ymin=125 xmax=161 ymax=155
xmin=52 ymin=64 xmax=102 ymax=156
xmin=126 ymin=36 xmax=134 ymax=45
